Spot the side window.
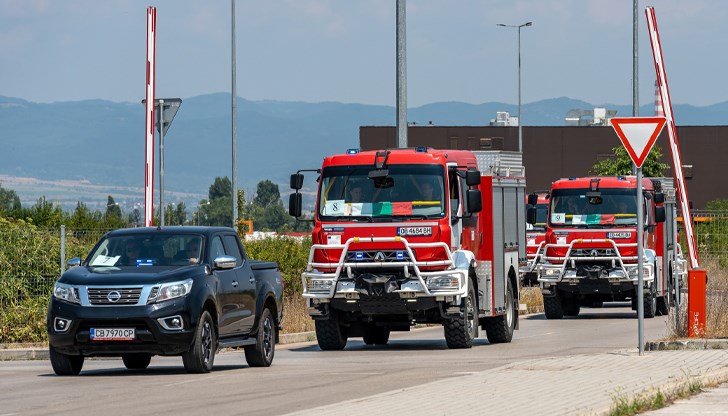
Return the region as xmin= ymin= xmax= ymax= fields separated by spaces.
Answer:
xmin=209 ymin=236 xmax=226 ymax=262
xmin=222 ymin=235 xmax=243 ymax=266
xmin=448 ymin=169 xmax=460 ymax=215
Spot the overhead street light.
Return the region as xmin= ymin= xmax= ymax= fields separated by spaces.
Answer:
xmin=497 ymin=21 xmax=532 ymax=154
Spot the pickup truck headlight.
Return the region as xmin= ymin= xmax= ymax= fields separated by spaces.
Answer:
xmin=53 ymin=282 xmax=80 ymax=304
xmin=148 ymin=279 xmax=193 ymax=304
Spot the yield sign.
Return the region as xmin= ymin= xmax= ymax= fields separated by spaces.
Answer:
xmin=610 ymin=117 xmax=667 ymax=168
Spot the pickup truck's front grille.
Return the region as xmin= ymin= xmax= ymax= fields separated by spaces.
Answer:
xmin=88 ymin=288 xmax=143 ymax=305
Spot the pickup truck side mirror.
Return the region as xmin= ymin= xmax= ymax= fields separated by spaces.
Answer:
xmin=66 ymin=257 xmax=81 ymax=268
xmin=213 ymin=255 xmax=237 ymax=270
xmin=289 ymin=193 xmax=302 ymax=217
xmin=654 ymin=206 xmax=666 ymax=223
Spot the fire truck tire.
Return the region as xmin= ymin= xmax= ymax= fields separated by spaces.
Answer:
xmin=563 ymin=299 xmax=580 ymax=317
xmin=644 ymin=283 xmax=657 ymax=319
xmin=483 ymin=279 xmax=516 ymax=344
xmin=656 ymin=278 xmax=672 ymax=316
xmin=543 ymin=294 xmax=564 ymax=319
xmin=362 ymin=325 xmax=390 ymax=345
xmin=315 ymin=310 xmax=348 ymax=351
xmin=443 ymin=277 xmax=477 ymax=349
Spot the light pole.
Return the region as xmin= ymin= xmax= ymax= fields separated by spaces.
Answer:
xmin=497 ymin=21 xmax=532 ymax=154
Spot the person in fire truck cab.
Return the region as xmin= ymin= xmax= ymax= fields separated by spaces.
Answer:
xmin=419 ymin=180 xmax=435 ymax=201
xmin=347 ymin=183 xmax=365 ymax=203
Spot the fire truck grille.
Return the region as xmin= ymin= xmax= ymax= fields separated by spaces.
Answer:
xmin=572 ymin=248 xmax=615 ymax=257
xmin=346 ymin=250 xmax=412 ymax=263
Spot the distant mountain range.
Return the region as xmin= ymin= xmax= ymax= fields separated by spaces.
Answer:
xmin=1 ymin=93 xmax=726 ymax=210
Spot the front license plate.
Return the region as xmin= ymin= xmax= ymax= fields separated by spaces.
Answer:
xmin=90 ymin=328 xmax=135 ymax=341
xmin=398 ymin=226 xmax=432 ymax=236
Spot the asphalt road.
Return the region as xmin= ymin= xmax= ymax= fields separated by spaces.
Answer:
xmin=0 ymin=303 xmax=671 ymax=416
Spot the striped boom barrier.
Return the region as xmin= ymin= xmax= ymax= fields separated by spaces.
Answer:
xmin=645 ymin=6 xmax=699 ymax=269
xmin=144 ymin=7 xmax=156 ymax=227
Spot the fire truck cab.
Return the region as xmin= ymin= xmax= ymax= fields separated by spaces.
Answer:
xmin=528 ymin=176 xmax=686 ymax=319
xmin=289 ymin=148 xmax=526 ymax=349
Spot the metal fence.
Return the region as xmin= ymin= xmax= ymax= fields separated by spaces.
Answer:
xmin=1 ymin=213 xmax=726 ymax=344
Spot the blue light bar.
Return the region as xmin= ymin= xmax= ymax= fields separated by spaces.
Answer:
xmin=415 ymin=147 xmax=428 ymax=153
xmin=355 ymin=252 xmax=364 ymax=261
xmin=347 ymin=148 xmax=360 ymax=155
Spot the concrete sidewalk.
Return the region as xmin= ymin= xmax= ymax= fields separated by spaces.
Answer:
xmin=284 ymin=347 xmax=728 ymax=416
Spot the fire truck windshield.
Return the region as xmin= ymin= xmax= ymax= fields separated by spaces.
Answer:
xmin=548 ymin=189 xmax=637 ymax=227
xmin=318 ymin=164 xmax=446 ymax=220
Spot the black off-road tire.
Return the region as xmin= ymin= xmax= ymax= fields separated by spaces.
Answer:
xmin=362 ymin=325 xmax=390 ymax=345
xmin=49 ymin=345 xmax=84 ymax=376
xmin=644 ymin=284 xmax=657 ymax=319
xmin=543 ymin=294 xmax=564 ymax=320
xmin=656 ymin=278 xmax=672 ymax=316
xmin=182 ymin=310 xmax=216 ymax=373
xmin=443 ymin=277 xmax=477 ymax=349
xmin=122 ymin=354 xmax=152 ymax=370
xmin=482 ymin=279 xmax=516 ymax=344
xmin=245 ymin=307 xmax=276 ymax=367
xmin=563 ymin=299 xmax=581 ymax=317
xmin=315 ymin=309 xmax=348 ymax=351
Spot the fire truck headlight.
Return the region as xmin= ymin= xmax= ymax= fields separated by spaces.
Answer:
xmin=427 ymin=277 xmax=459 ymax=290
xmin=609 ymin=270 xmax=627 ymax=279
xmin=543 ymin=268 xmax=561 ymax=278
xmin=563 ymin=269 xmax=577 ymax=278
xmin=307 ymin=279 xmax=333 ymax=294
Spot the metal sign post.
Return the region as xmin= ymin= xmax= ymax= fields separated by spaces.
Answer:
xmin=610 ymin=116 xmax=666 ymax=355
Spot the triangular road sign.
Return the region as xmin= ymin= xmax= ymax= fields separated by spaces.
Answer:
xmin=611 ymin=117 xmax=667 ymax=168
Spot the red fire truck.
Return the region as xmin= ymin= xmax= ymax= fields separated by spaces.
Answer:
xmin=289 ymin=148 xmax=526 ymax=349
xmin=521 ymin=191 xmax=549 ymax=286
xmin=528 ymin=176 xmax=686 ymax=319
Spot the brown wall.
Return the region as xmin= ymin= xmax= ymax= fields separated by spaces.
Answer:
xmin=360 ymin=125 xmax=726 ymax=209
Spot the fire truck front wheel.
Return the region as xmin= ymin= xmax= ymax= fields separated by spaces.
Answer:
xmin=443 ymin=277 xmax=477 ymax=349
xmin=362 ymin=324 xmax=390 ymax=345
xmin=543 ymin=293 xmax=564 ymax=320
xmin=643 ymin=282 xmax=657 ymax=319
xmin=315 ymin=309 xmax=348 ymax=351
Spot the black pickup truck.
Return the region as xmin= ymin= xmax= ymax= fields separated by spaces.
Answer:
xmin=47 ymin=226 xmax=284 ymax=375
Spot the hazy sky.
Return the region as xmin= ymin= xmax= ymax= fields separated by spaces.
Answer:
xmin=1 ymin=0 xmax=726 ymax=107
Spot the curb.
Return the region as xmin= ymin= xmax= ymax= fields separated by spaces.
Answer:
xmin=646 ymin=338 xmax=728 ymax=351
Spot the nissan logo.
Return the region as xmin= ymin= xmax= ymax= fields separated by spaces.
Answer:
xmin=107 ymin=291 xmax=122 ymax=303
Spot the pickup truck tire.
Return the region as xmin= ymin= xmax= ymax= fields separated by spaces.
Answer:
xmin=49 ymin=345 xmax=84 ymax=376
xmin=315 ymin=309 xmax=348 ymax=351
xmin=182 ymin=310 xmax=216 ymax=373
xmin=543 ymin=294 xmax=564 ymax=319
xmin=244 ymin=307 xmax=276 ymax=367
xmin=482 ymin=278 xmax=516 ymax=344
xmin=362 ymin=325 xmax=390 ymax=345
xmin=122 ymin=354 xmax=152 ymax=370
xmin=444 ymin=277 xmax=477 ymax=349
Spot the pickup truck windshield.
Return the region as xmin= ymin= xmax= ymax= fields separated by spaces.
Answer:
xmin=87 ymin=233 xmax=204 ymax=267
xmin=548 ymin=189 xmax=637 ymax=228
xmin=318 ymin=164 xmax=446 ymax=221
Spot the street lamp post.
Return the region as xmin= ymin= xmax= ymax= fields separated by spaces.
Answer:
xmin=497 ymin=21 xmax=532 ymax=154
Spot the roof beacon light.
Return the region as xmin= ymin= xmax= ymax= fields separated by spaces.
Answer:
xmin=415 ymin=147 xmax=428 ymax=153
xmin=346 ymin=148 xmax=360 ymax=155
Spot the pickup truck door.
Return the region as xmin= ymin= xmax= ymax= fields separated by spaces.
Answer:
xmin=222 ymin=234 xmax=256 ymax=334
xmin=209 ymin=235 xmax=242 ymax=338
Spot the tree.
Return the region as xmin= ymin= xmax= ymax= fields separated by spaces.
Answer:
xmin=209 ymin=177 xmax=232 ymax=200
xmin=0 ymin=183 xmax=21 ymax=216
xmin=590 ymin=145 xmax=669 ymax=178
xmin=253 ymin=180 xmax=281 ymax=208
xmin=105 ymin=196 xmax=122 ymax=220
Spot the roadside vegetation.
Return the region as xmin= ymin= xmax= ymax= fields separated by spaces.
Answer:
xmin=609 ymin=377 xmax=705 ymax=416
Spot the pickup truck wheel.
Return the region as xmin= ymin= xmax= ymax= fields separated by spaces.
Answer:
xmin=543 ymin=294 xmax=564 ymax=319
xmin=644 ymin=284 xmax=657 ymax=319
xmin=482 ymin=278 xmax=516 ymax=344
xmin=362 ymin=325 xmax=390 ymax=345
xmin=315 ymin=309 xmax=348 ymax=351
xmin=443 ymin=277 xmax=477 ymax=349
xmin=122 ymin=354 xmax=152 ymax=370
xmin=245 ymin=307 xmax=276 ymax=367
xmin=182 ymin=310 xmax=216 ymax=373
xmin=49 ymin=345 xmax=84 ymax=376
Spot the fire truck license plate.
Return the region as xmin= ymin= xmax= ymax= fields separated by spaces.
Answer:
xmin=607 ymin=232 xmax=632 ymax=239
xmin=398 ymin=227 xmax=432 ymax=236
